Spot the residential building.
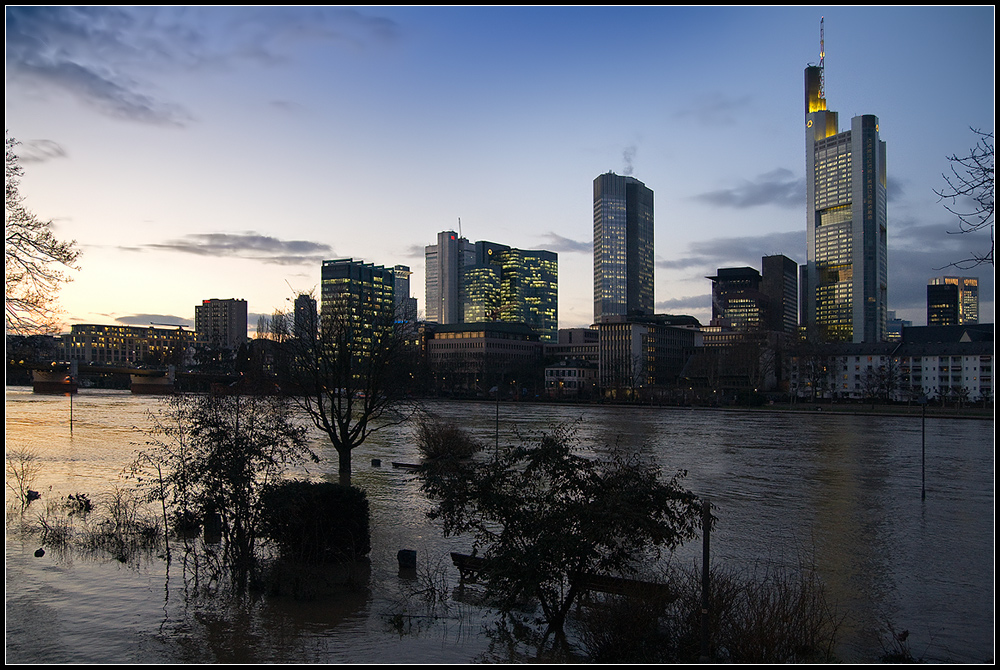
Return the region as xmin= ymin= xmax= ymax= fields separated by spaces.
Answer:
xmin=593 ymin=172 xmax=654 ymax=322
xmin=544 ymin=359 xmax=599 ymax=398
xmin=927 ymin=276 xmax=979 ymax=326
xmin=194 ymin=298 xmax=248 ymax=351
xmin=62 ymin=324 xmax=195 ymax=366
xmin=787 ymin=324 xmax=992 ymax=402
xmin=802 ymin=49 xmax=888 ymax=343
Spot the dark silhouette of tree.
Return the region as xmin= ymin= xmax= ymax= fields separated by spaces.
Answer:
xmin=6 ymin=133 xmax=80 ymax=334
xmin=132 ymin=393 xmax=315 ymax=592
xmin=935 ymin=127 xmax=994 ymax=268
xmin=420 ymin=422 xmax=704 ymax=644
xmin=273 ymin=295 xmax=417 ymax=486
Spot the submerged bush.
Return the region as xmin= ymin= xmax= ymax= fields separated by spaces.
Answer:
xmin=414 ymin=418 xmax=482 ymax=462
xmin=577 ymin=559 xmax=842 ymax=663
xmin=260 ymin=480 xmax=370 ymax=564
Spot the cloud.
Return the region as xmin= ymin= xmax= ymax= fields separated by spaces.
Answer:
xmin=5 ymin=6 xmax=400 ymax=126
xmin=14 ymin=139 xmax=68 ymax=163
xmin=539 ymin=233 xmax=591 ymax=254
xmin=656 ymin=295 xmax=711 ymax=313
xmin=674 ymin=92 xmax=753 ymax=127
xmin=129 ymin=231 xmax=334 ymax=266
xmin=115 ymin=314 xmax=193 ymax=327
xmin=657 ymin=230 xmax=806 ymax=273
xmin=693 ymin=168 xmax=804 ymax=210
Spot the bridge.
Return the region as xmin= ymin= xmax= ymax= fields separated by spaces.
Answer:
xmin=20 ymin=362 xmax=240 ymax=395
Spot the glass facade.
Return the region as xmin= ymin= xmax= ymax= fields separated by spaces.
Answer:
xmin=804 ymin=70 xmax=887 ymax=343
xmin=593 ymin=172 xmax=654 ymax=323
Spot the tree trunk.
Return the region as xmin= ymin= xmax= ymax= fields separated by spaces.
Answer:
xmin=338 ymin=447 xmax=352 ymax=487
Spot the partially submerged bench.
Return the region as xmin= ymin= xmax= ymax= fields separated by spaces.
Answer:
xmin=449 ymin=552 xmax=674 ymax=601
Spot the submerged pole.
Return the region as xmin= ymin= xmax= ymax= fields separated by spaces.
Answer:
xmin=700 ymin=497 xmax=711 ymax=660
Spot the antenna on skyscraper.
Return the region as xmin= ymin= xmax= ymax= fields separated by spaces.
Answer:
xmin=458 ymin=217 xmax=462 ymax=239
xmin=819 ymin=17 xmax=825 ymax=101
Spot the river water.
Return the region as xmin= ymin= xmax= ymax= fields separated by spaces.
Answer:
xmin=4 ymin=387 xmax=994 ymax=663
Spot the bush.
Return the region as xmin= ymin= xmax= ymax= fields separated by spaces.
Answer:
xmin=414 ymin=418 xmax=482 ymax=462
xmin=260 ymin=480 xmax=370 ymax=564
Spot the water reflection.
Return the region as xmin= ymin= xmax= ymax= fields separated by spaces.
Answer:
xmin=5 ymin=389 xmax=994 ymax=663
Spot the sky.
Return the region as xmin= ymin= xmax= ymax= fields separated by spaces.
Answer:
xmin=5 ymin=6 xmax=995 ymax=335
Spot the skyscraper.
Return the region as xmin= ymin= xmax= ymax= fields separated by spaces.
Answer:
xmin=927 ymin=276 xmax=979 ymax=326
xmin=593 ymin=172 xmax=654 ymax=323
xmin=425 ymin=231 xmax=474 ymax=324
xmin=803 ymin=33 xmax=888 ymax=343
xmin=761 ymin=254 xmax=799 ymax=334
xmin=320 ymin=259 xmax=396 ymax=358
xmin=708 ymin=267 xmax=764 ymax=331
xmin=424 ymin=232 xmax=558 ymax=342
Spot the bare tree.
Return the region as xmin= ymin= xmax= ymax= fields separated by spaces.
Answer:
xmin=935 ymin=127 xmax=994 ymax=268
xmin=275 ymin=294 xmax=417 ymax=486
xmin=5 ymin=134 xmax=80 ymax=334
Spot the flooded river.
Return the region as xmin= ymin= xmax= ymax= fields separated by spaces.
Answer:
xmin=4 ymin=388 xmax=994 ymax=662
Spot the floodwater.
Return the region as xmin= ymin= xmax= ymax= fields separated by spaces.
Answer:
xmin=4 ymin=388 xmax=995 ymax=663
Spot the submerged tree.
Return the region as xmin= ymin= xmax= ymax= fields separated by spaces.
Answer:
xmin=420 ymin=422 xmax=705 ymax=642
xmin=5 ymin=133 xmax=80 ymax=334
xmin=935 ymin=127 xmax=994 ymax=268
xmin=133 ymin=393 xmax=315 ymax=591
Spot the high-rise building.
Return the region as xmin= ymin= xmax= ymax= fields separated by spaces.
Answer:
xmin=802 ymin=37 xmax=888 ymax=343
xmin=425 ymin=232 xmax=558 ymax=342
xmin=927 ymin=276 xmax=978 ymax=326
xmin=761 ymin=254 xmax=799 ymax=334
xmin=393 ymin=265 xmax=418 ymax=325
xmin=320 ymin=259 xmax=396 ymax=357
xmin=499 ymin=247 xmax=558 ymax=343
xmin=708 ymin=267 xmax=764 ymax=331
xmin=194 ymin=298 xmax=248 ymax=351
xmin=293 ymin=293 xmax=318 ymax=341
xmin=593 ymin=172 xmax=654 ymax=323
xmin=425 ymin=231 xmax=474 ymax=325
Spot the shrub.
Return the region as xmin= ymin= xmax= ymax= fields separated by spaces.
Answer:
xmin=414 ymin=417 xmax=482 ymax=462
xmin=260 ymin=480 xmax=370 ymax=564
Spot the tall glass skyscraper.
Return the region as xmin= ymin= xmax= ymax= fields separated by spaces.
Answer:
xmin=593 ymin=172 xmax=654 ymax=323
xmin=803 ymin=59 xmax=888 ymax=343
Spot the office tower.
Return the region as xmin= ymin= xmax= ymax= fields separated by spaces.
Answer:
xmin=393 ymin=265 xmax=418 ymax=325
xmin=885 ymin=310 xmax=911 ymax=341
xmin=194 ymin=298 xmax=248 ymax=351
xmin=593 ymin=172 xmax=654 ymax=323
xmin=803 ymin=34 xmax=888 ymax=343
xmin=425 ymin=232 xmax=559 ymax=342
xmin=708 ymin=267 xmax=764 ymax=331
xmin=320 ymin=259 xmax=396 ymax=355
xmin=293 ymin=293 xmax=318 ymax=341
xmin=425 ymin=231 xmax=474 ymax=324
xmin=927 ymin=277 xmax=978 ymax=326
xmin=499 ymin=247 xmax=558 ymax=343
xmin=761 ymin=254 xmax=799 ymax=334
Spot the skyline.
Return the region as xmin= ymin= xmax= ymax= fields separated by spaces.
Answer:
xmin=5 ymin=6 xmax=995 ymax=335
